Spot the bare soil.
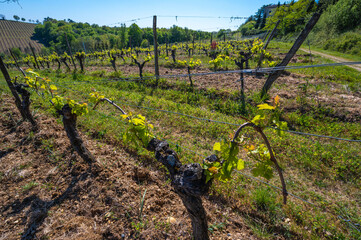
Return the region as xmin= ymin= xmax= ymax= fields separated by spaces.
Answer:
xmin=0 ymin=96 xmax=263 ymax=240
xmin=84 ymin=59 xmax=361 ymax=122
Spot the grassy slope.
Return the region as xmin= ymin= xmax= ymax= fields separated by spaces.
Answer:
xmin=276 ymin=41 xmax=361 ymax=62
xmin=0 ymin=43 xmax=360 ymax=239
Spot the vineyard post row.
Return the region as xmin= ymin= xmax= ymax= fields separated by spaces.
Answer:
xmin=54 ymin=77 xmax=361 ymax=233
xmin=66 ymin=86 xmax=361 ymax=234
xmin=53 ymin=76 xmax=361 ymax=143
xmin=0 ymin=55 xmax=291 ymax=239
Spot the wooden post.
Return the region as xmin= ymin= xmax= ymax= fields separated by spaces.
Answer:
xmin=8 ymin=48 xmax=26 ymax=76
xmin=257 ymin=20 xmax=280 ymax=68
xmin=262 ymin=30 xmax=270 ymax=42
xmin=153 ymin=15 xmax=159 ymax=84
xmin=261 ymin=12 xmax=321 ymax=97
xmin=64 ymin=33 xmax=77 ymax=71
xmin=29 ymin=43 xmax=40 ymax=69
xmin=263 ymin=20 xmax=280 ymax=52
xmin=166 ymin=33 xmax=169 ymax=57
xmin=235 ymin=59 xmax=246 ymax=114
xmin=0 ymin=56 xmax=25 ymax=119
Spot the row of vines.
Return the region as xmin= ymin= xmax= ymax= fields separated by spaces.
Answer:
xmin=4 ymin=39 xmax=276 ymax=78
xmin=0 ymin=37 xmax=289 ymax=238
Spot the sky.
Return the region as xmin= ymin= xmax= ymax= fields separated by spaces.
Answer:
xmin=1 ymin=0 xmax=279 ymax=31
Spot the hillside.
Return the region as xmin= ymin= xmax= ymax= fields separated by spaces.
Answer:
xmin=0 ymin=20 xmax=43 ymax=54
xmin=239 ymin=0 xmax=361 ymax=56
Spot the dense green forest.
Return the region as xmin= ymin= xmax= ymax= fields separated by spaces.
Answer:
xmin=33 ymin=17 xmax=212 ymax=53
xmin=238 ymin=0 xmax=361 ymax=55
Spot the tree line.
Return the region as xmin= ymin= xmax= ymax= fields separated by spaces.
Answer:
xmin=32 ymin=18 xmax=213 ymax=54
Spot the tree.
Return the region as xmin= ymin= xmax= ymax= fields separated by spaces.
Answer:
xmin=265 ymin=0 xmax=318 ymax=35
xmin=169 ymin=25 xmax=183 ymax=43
xmin=318 ymin=0 xmax=340 ymax=10
xmin=119 ymin=23 xmax=128 ymax=48
xmin=13 ymin=15 xmax=20 ymax=21
xmin=21 ymin=17 xmax=25 ymax=21
xmin=254 ymin=11 xmax=262 ymax=29
xmin=128 ymin=23 xmax=142 ymax=47
xmin=260 ymin=13 xmax=267 ymax=29
xmin=327 ymin=0 xmax=361 ymax=32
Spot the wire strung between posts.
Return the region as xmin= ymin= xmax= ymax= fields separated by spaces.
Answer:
xmin=108 ymin=16 xmax=153 ymax=25
xmin=159 ymin=133 xmax=361 ymax=233
xmin=63 ymin=61 xmax=361 ymax=83
xmin=268 ymin=127 xmax=361 ymax=143
xmin=40 ymin=82 xmax=361 ymax=233
xmin=53 ymin=81 xmax=361 ymax=143
xmin=157 ymin=15 xmax=248 ymax=19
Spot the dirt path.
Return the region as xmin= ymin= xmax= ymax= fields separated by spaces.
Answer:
xmin=300 ymin=48 xmax=361 ymax=72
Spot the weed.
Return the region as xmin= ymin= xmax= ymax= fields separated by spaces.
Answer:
xmin=139 ymin=189 xmax=147 ymax=220
xmin=104 ymin=211 xmax=118 ymax=220
xmin=208 ymin=222 xmax=225 ymax=234
xmin=41 ymin=182 xmax=55 ymax=191
xmin=252 ymin=187 xmax=278 ymax=215
xmin=41 ymin=138 xmax=54 ymax=153
xmin=22 ymin=181 xmax=38 ymax=192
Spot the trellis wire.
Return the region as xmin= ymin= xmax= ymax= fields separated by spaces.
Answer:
xmin=55 ymin=60 xmax=361 ymax=83
xmin=52 ymin=81 xmax=361 ymax=143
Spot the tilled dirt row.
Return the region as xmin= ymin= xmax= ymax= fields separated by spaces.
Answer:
xmin=0 ymin=96 xmax=259 ymax=240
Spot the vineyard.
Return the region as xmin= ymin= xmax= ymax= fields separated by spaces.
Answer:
xmin=1 ymin=15 xmax=361 ymax=240
xmin=0 ymin=20 xmax=43 ymax=53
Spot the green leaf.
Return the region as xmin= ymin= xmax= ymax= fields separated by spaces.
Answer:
xmin=213 ymin=142 xmax=221 ymax=152
xmin=251 ymin=115 xmax=265 ymax=125
xmin=251 ymin=162 xmax=274 ymax=180
xmin=236 ymin=159 xmax=244 ymax=171
xmin=257 ymin=103 xmax=275 ymax=110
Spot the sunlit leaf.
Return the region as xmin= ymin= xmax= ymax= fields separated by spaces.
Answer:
xmin=213 ymin=142 xmax=221 ymax=152
xmin=236 ymin=159 xmax=244 ymax=171
xmin=257 ymin=103 xmax=276 ymax=110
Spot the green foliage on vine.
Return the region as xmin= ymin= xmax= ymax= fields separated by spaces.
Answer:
xmin=23 ymin=69 xmax=89 ymax=116
xmin=204 ymin=96 xmax=288 ymax=183
xmin=88 ymin=89 xmax=105 ymax=104
xmin=121 ymin=113 xmax=155 ymax=148
xmin=203 ymin=140 xmax=244 ymax=183
xmin=252 ymin=95 xmax=288 ymax=135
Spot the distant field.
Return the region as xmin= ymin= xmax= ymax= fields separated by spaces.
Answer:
xmin=0 ymin=20 xmax=43 ymax=53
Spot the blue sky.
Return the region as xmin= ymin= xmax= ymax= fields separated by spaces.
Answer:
xmin=1 ymin=0 xmax=279 ymax=31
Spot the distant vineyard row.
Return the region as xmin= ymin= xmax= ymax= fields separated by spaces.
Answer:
xmin=0 ymin=20 xmax=43 ymax=53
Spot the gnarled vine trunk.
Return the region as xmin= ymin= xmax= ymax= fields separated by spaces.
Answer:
xmin=147 ymin=138 xmax=210 ymax=240
xmin=60 ymin=104 xmax=95 ymax=164
xmin=0 ymin=56 xmax=38 ymax=130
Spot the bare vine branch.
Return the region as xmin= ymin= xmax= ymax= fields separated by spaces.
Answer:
xmin=232 ymin=122 xmax=288 ymax=204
